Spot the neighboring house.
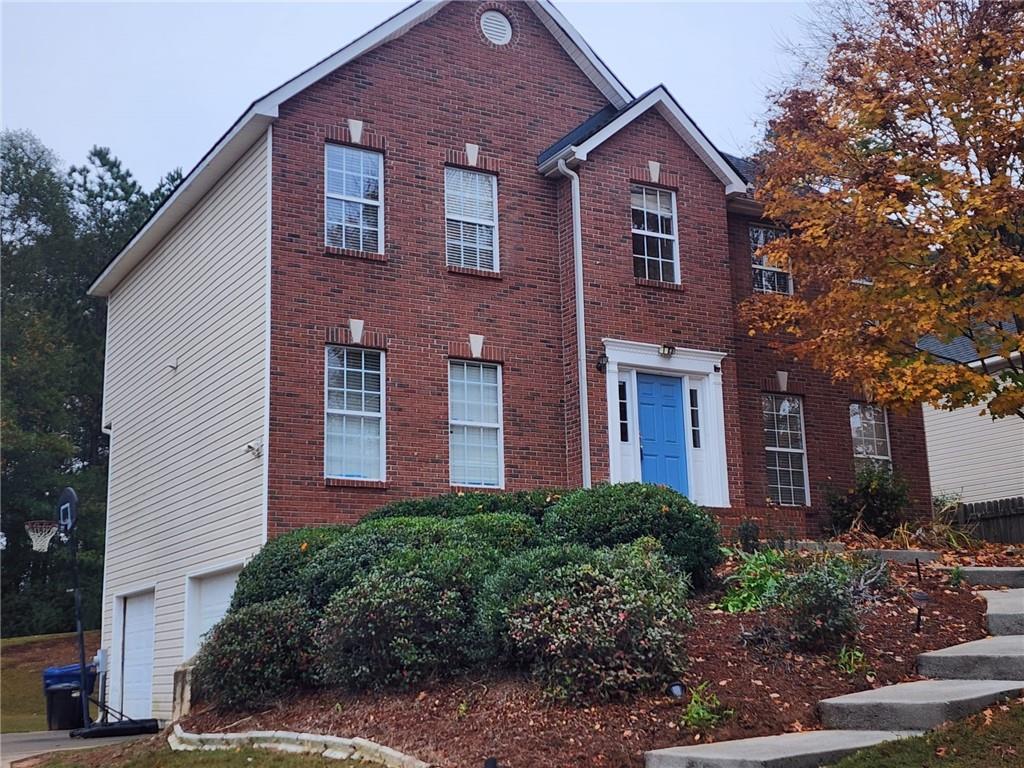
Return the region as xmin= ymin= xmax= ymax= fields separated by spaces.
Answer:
xmin=917 ymin=332 xmax=1024 ymax=504
xmin=88 ymin=0 xmax=932 ymax=721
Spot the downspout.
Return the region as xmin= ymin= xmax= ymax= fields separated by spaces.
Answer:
xmin=555 ymin=158 xmax=592 ymax=488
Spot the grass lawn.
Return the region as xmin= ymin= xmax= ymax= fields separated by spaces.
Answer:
xmin=38 ymin=747 xmax=367 ymax=768
xmin=834 ymin=702 xmax=1024 ymax=767
xmin=1 ymin=631 xmax=100 ymax=733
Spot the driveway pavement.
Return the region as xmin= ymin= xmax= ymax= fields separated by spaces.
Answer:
xmin=1 ymin=730 xmax=144 ymax=767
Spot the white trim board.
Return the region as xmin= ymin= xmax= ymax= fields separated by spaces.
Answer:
xmin=87 ymin=0 xmax=631 ymax=297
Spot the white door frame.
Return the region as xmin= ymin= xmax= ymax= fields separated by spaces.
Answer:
xmin=602 ymin=338 xmax=730 ymax=507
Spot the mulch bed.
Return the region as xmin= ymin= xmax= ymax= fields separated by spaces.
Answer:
xmin=183 ymin=562 xmax=988 ymax=768
xmin=836 ymin=531 xmax=1024 ymax=567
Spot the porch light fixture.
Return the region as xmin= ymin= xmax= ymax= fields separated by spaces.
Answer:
xmin=658 ymin=343 xmax=676 ymax=358
xmin=596 ymin=352 xmax=608 ymax=373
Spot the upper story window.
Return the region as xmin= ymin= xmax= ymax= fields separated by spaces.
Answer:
xmin=631 ymin=185 xmax=679 ymax=283
xmin=325 ymin=346 xmax=385 ymax=480
xmin=850 ymin=403 xmax=891 ymax=471
xmin=325 ymin=144 xmax=383 ymax=253
xmin=449 ymin=360 xmax=503 ymax=487
xmin=750 ymin=223 xmax=791 ymax=294
xmin=445 ymin=167 xmax=499 ymax=271
xmin=762 ymin=394 xmax=809 ymax=506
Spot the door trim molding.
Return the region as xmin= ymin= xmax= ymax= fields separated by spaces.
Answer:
xmin=601 ymin=338 xmax=730 ymax=507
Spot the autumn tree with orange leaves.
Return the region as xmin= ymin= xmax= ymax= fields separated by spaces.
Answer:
xmin=746 ymin=0 xmax=1024 ymax=419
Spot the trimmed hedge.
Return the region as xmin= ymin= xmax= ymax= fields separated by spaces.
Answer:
xmin=314 ymin=546 xmax=487 ymax=689
xmin=365 ymin=489 xmax=569 ymax=524
xmin=303 ymin=512 xmax=538 ymax=609
xmin=507 ymin=538 xmax=692 ymax=701
xmin=230 ymin=526 xmax=347 ymax=610
xmin=193 ymin=597 xmax=315 ymax=710
xmin=542 ymin=483 xmax=722 ymax=586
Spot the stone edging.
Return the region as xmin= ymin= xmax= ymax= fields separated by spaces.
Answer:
xmin=168 ymin=724 xmax=430 ymax=767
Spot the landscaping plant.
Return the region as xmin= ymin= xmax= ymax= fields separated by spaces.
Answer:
xmin=542 ymin=483 xmax=722 ymax=586
xmin=365 ymin=489 xmax=568 ymax=524
xmin=679 ymin=681 xmax=733 ymax=732
xmin=836 ymin=645 xmax=871 ymax=676
xmin=782 ymin=560 xmax=859 ymax=650
xmin=192 ymin=597 xmax=316 ymax=710
xmin=827 ymin=464 xmax=910 ymax=537
xmin=736 ymin=518 xmax=761 ymax=554
xmin=718 ymin=547 xmax=788 ymax=613
xmin=507 ymin=538 xmax=692 ymax=701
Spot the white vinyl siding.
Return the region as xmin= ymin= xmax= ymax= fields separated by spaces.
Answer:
xmin=850 ymin=403 xmax=892 ymax=471
xmin=449 ymin=361 xmax=503 ymax=487
xmin=444 ymin=167 xmax=498 ymax=271
xmin=100 ymin=131 xmax=269 ymax=721
xmin=750 ymin=223 xmax=791 ymax=294
xmin=325 ymin=144 xmax=383 ymax=253
xmin=762 ymin=394 xmax=810 ymax=506
xmin=923 ymin=402 xmax=1024 ymax=503
xmin=324 ymin=347 xmax=385 ymax=481
xmin=631 ymin=185 xmax=678 ymax=283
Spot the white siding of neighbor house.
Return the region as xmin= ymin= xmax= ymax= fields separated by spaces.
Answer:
xmin=100 ymin=131 xmax=269 ymax=721
xmin=923 ymin=403 xmax=1024 ymax=504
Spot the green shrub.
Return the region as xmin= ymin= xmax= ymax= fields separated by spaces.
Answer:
xmin=718 ymin=547 xmax=788 ymax=613
xmin=314 ymin=546 xmax=486 ymax=689
xmin=365 ymin=489 xmax=568 ymax=523
xmin=193 ymin=597 xmax=315 ymax=710
xmin=679 ymin=681 xmax=734 ymax=731
xmin=782 ymin=560 xmax=858 ymax=650
xmin=827 ymin=465 xmax=910 ymax=537
xmin=507 ymin=538 xmax=691 ymax=701
xmin=542 ymin=483 xmax=722 ymax=586
xmin=302 ymin=513 xmax=538 ymax=609
xmin=736 ymin=519 xmax=761 ymax=554
xmin=475 ymin=544 xmax=598 ymax=659
xmin=231 ymin=526 xmax=347 ymax=610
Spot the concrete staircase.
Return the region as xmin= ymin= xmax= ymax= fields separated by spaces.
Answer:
xmin=645 ymin=567 xmax=1024 ymax=768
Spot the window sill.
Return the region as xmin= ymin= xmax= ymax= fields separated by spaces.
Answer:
xmin=324 ymin=477 xmax=388 ymax=489
xmin=324 ymin=246 xmax=387 ymax=263
xmin=634 ymin=277 xmax=684 ymax=292
xmin=450 ymin=484 xmax=505 ymax=494
xmin=447 ymin=265 xmax=502 ymax=280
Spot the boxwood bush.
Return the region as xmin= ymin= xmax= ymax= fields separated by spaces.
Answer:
xmin=365 ymin=489 xmax=568 ymax=523
xmin=192 ymin=597 xmax=316 ymax=710
xmin=303 ymin=512 xmax=537 ymax=609
xmin=230 ymin=525 xmax=348 ymax=610
xmin=507 ymin=538 xmax=691 ymax=701
xmin=542 ymin=483 xmax=722 ymax=586
xmin=314 ymin=545 xmax=488 ymax=689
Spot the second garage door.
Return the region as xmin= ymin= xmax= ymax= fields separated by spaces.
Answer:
xmin=120 ymin=591 xmax=155 ymax=720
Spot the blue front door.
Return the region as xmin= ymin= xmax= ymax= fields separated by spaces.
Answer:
xmin=636 ymin=374 xmax=688 ymax=495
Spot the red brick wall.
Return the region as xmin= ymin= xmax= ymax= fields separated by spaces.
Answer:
xmin=267 ymin=1 xmax=608 ymax=534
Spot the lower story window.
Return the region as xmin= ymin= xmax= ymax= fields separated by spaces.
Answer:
xmin=850 ymin=403 xmax=891 ymax=472
xmin=762 ymin=394 xmax=808 ymax=506
xmin=325 ymin=346 xmax=384 ymax=480
xmin=449 ymin=360 xmax=503 ymax=487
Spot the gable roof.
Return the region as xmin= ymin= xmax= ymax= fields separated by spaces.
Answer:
xmin=88 ymin=0 xmax=633 ymax=297
xmin=537 ymin=85 xmax=750 ymax=196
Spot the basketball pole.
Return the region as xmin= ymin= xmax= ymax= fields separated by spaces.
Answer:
xmin=70 ymin=520 xmax=90 ymax=730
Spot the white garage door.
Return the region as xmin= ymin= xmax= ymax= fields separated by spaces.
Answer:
xmin=186 ymin=568 xmax=240 ymax=658
xmin=120 ymin=591 xmax=155 ymax=720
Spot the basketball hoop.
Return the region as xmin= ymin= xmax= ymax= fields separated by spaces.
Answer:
xmin=25 ymin=520 xmax=59 ymax=553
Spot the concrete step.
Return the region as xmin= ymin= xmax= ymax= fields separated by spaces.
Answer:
xmin=819 ymin=679 xmax=1024 ymax=731
xmin=917 ymin=635 xmax=1024 ymax=680
xmin=981 ymin=589 xmax=1024 ymax=636
xmin=645 ymin=730 xmax=919 ymax=768
xmin=938 ymin=567 xmax=1024 ymax=588
xmin=860 ymin=549 xmax=939 ymax=564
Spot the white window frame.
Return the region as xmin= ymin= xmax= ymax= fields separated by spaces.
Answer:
xmin=850 ymin=403 xmax=892 ymax=471
xmin=444 ymin=167 xmax=500 ymax=272
xmin=324 ymin=144 xmax=384 ymax=254
xmin=448 ymin=360 xmax=505 ymax=488
xmin=630 ymin=184 xmax=680 ymax=284
xmin=762 ymin=393 xmax=811 ymax=506
xmin=323 ymin=346 xmax=386 ymax=481
xmin=750 ymin=223 xmax=792 ymax=295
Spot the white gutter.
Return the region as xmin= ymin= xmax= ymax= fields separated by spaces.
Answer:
xmin=555 ymin=159 xmax=592 ymax=488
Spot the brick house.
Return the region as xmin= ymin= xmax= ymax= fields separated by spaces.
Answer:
xmin=88 ymin=0 xmax=931 ymax=721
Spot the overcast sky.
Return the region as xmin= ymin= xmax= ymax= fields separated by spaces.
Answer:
xmin=2 ymin=1 xmax=811 ymax=188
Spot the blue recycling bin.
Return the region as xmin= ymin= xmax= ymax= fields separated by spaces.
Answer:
xmin=43 ymin=664 xmax=96 ymax=730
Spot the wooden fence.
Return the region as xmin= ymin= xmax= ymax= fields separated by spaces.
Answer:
xmin=957 ymin=496 xmax=1024 ymax=544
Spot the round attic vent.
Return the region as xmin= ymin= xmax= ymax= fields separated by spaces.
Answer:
xmin=480 ymin=10 xmax=512 ymax=45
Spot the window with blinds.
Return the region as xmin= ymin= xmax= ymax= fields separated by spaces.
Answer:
xmin=445 ymin=167 xmax=499 ymax=271
xmin=325 ymin=347 xmax=385 ymax=480
xmin=325 ymin=144 xmax=383 ymax=253
xmin=449 ymin=360 xmax=503 ymax=487
xmin=850 ymin=403 xmax=892 ymax=471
